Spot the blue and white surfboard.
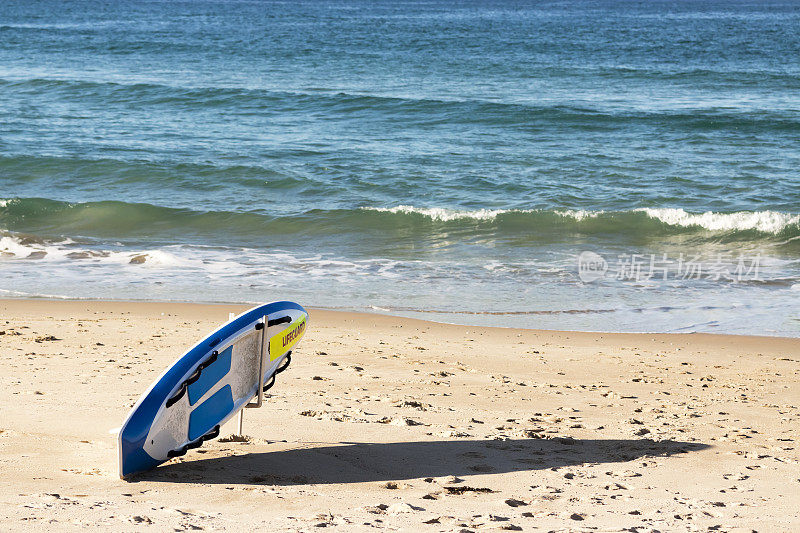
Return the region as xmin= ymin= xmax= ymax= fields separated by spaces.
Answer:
xmin=118 ymin=301 xmax=308 ymax=478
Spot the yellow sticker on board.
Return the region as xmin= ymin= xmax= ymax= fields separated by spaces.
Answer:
xmin=269 ymin=315 xmax=307 ymax=361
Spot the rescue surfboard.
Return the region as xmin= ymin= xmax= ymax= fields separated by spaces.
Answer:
xmin=118 ymin=301 xmax=308 ymax=478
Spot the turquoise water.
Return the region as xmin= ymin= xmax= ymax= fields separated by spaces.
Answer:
xmin=1 ymin=1 xmax=798 ymax=335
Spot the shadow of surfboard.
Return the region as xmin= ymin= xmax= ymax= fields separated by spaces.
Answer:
xmin=133 ymin=438 xmax=709 ymax=485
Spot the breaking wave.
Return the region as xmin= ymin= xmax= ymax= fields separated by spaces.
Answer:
xmin=1 ymin=198 xmax=798 ymax=248
xmin=362 ymin=205 xmax=800 ymax=236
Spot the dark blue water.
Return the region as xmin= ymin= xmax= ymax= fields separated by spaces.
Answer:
xmin=1 ymin=1 xmax=798 ymax=335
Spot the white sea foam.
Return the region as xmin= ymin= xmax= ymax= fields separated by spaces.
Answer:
xmin=363 ymin=205 xmax=512 ymax=221
xmin=483 ymin=260 xmax=504 ymax=271
xmin=0 ymin=235 xmax=35 ymax=257
xmin=0 ymin=230 xmax=409 ymax=282
xmin=364 ymin=205 xmax=799 ymax=234
xmin=0 ymin=288 xmax=79 ymax=299
xmin=0 ymin=232 xmax=194 ymax=267
xmin=554 ymin=209 xmax=605 ymax=221
xmin=122 ymin=249 xmax=197 ymax=267
xmin=636 ymin=208 xmax=799 ymax=234
xmin=365 ymin=205 xmax=614 ymax=222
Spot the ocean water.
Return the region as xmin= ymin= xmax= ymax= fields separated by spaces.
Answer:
xmin=1 ymin=0 xmax=798 ymax=336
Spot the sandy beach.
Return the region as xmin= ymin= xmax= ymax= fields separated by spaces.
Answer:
xmin=0 ymin=299 xmax=798 ymax=531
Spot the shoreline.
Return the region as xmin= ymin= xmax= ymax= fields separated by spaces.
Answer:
xmin=2 ymin=297 xmax=797 ymax=342
xmin=1 ymin=298 xmax=798 ymax=530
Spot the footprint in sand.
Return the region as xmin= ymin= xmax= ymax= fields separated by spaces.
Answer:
xmin=387 ymin=503 xmax=424 ymax=514
xmin=445 ymin=486 xmax=496 ymax=495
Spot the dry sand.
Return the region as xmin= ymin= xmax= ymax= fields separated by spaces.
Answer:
xmin=0 ymin=299 xmax=798 ymax=531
